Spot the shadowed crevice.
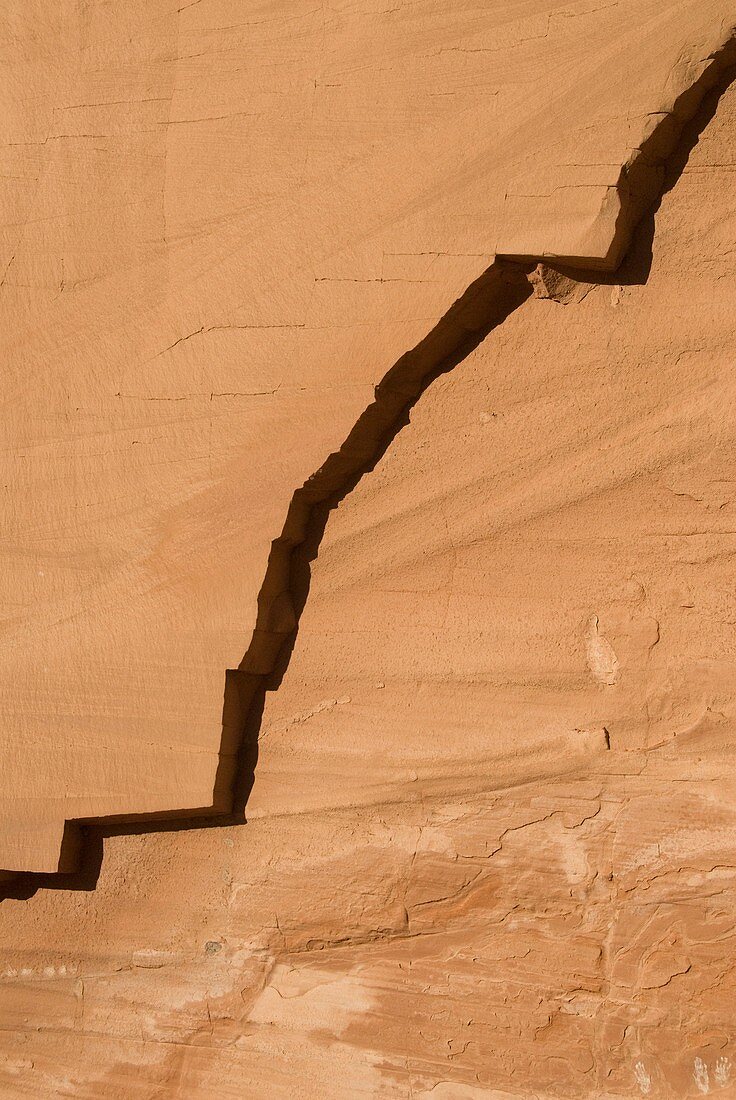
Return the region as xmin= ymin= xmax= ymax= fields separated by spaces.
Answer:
xmin=500 ymin=30 xmax=736 ymax=271
xmin=2 ymin=46 xmax=735 ymax=899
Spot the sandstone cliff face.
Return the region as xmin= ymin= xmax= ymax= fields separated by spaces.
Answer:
xmin=2 ymin=3 xmax=736 ymax=1098
xmin=1 ymin=0 xmax=734 ymax=874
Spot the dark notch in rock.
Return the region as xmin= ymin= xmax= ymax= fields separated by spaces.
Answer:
xmin=2 ymin=43 xmax=735 ymax=899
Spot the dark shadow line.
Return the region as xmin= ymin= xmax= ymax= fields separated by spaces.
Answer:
xmin=2 ymin=50 xmax=735 ymax=901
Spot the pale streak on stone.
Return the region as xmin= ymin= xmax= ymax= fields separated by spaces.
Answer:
xmin=634 ymin=1061 xmax=652 ymax=1096
xmin=585 ymin=615 xmax=620 ymax=686
xmin=715 ymin=1057 xmax=732 ymax=1087
xmin=694 ymin=1057 xmax=711 ymax=1094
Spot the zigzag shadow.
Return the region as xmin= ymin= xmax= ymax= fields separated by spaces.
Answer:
xmin=2 ymin=53 xmax=734 ymax=901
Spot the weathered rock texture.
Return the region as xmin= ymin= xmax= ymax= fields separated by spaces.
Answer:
xmin=1 ymin=1 xmax=736 ymax=1097
xmin=1 ymin=0 xmax=735 ymax=873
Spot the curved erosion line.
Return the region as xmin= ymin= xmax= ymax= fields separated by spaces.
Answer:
xmin=3 ymin=32 xmax=735 ymax=889
xmin=168 ymin=28 xmax=736 ymax=821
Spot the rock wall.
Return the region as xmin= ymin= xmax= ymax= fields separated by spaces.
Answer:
xmin=1 ymin=3 xmax=736 ymax=1098
xmin=1 ymin=0 xmax=734 ymax=874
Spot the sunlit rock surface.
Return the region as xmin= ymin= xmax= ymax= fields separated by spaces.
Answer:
xmin=1 ymin=2 xmax=736 ymax=1097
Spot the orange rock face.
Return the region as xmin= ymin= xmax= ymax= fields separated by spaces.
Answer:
xmin=1 ymin=2 xmax=736 ymax=1097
